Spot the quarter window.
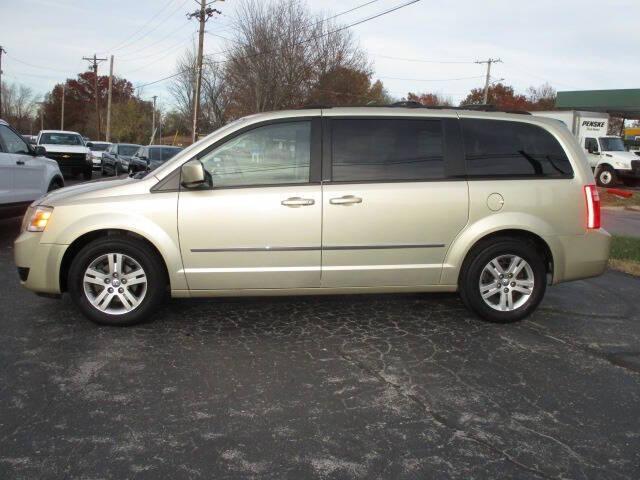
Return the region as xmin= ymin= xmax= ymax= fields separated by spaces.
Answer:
xmin=200 ymin=121 xmax=311 ymax=187
xmin=461 ymin=119 xmax=573 ymax=177
xmin=331 ymin=119 xmax=445 ymax=182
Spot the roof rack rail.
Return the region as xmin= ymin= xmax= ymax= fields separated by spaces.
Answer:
xmin=296 ymin=104 xmax=333 ymax=109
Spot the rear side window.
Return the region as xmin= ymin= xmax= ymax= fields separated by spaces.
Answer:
xmin=331 ymin=119 xmax=445 ymax=182
xmin=461 ymin=119 xmax=573 ymax=178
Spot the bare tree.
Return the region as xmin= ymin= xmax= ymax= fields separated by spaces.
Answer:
xmin=168 ymin=48 xmax=197 ymax=133
xmin=1 ymin=81 xmax=37 ymax=132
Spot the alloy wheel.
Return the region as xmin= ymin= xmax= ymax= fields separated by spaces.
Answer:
xmin=478 ymin=254 xmax=534 ymax=311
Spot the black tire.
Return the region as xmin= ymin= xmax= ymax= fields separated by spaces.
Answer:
xmin=47 ymin=176 xmax=64 ymax=192
xmin=596 ymin=165 xmax=616 ymax=187
xmin=459 ymin=238 xmax=547 ymax=323
xmin=83 ymin=169 xmax=92 ymax=181
xmin=68 ymin=236 xmax=167 ymax=326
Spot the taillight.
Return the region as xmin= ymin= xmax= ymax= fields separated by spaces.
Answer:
xmin=584 ymin=184 xmax=600 ymax=229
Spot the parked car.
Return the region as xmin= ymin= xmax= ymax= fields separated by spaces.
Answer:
xmin=21 ymin=134 xmax=37 ymax=145
xmin=36 ymin=130 xmax=93 ymax=180
xmin=0 ymin=119 xmax=64 ymax=219
xmin=14 ymin=106 xmax=611 ymax=326
xmin=101 ymin=143 xmax=141 ymax=176
xmin=88 ymin=141 xmax=112 ymax=171
xmin=128 ymin=145 xmax=183 ymax=174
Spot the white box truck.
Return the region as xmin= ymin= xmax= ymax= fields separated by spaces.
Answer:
xmin=532 ymin=110 xmax=640 ymax=186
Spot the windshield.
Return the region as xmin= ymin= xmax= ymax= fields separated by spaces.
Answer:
xmin=90 ymin=142 xmax=110 ymax=151
xmin=119 ymin=145 xmax=140 ymax=156
xmin=600 ymin=137 xmax=625 ymax=151
xmin=40 ymin=133 xmax=84 ymax=146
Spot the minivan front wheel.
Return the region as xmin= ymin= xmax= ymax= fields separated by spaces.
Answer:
xmin=459 ymin=239 xmax=546 ymax=323
xmin=68 ymin=237 xmax=166 ymax=326
xmin=596 ymin=165 xmax=616 ymax=187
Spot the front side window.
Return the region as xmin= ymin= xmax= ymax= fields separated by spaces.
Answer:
xmin=331 ymin=119 xmax=445 ymax=182
xmin=149 ymin=148 xmax=162 ymax=161
xmin=462 ymin=119 xmax=573 ymax=177
xmin=585 ymin=137 xmax=598 ymax=152
xmin=161 ymin=147 xmax=182 ymax=160
xmin=119 ymin=145 xmax=140 ymax=156
xmin=0 ymin=125 xmax=30 ymax=154
xmin=200 ymin=121 xmax=311 ymax=188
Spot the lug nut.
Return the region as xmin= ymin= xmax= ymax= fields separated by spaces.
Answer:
xmin=121 ymin=279 xmax=127 ymax=285
xmin=113 ymin=272 xmax=118 ymax=278
xmin=511 ymin=282 xmax=516 ymax=287
xmin=108 ymin=287 xmax=114 ymax=293
xmin=499 ymin=274 xmax=504 ymax=279
xmin=503 ymin=288 xmax=509 ymax=293
xmin=508 ymin=273 xmax=513 ymax=278
xmin=104 ymin=278 xmax=110 ymax=284
xmin=118 ymin=287 xmax=124 ymax=293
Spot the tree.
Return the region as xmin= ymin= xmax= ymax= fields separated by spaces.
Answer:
xmin=41 ymin=72 xmax=135 ymax=138
xmin=307 ymin=66 xmax=388 ymax=106
xmin=461 ymin=83 xmax=531 ymax=110
xmin=406 ymin=92 xmax=453 ymax=107
xmin=0 ymin=81 xmax=37 ymax=133
xmin=110 ymin=98 xmax=153 ymax=144
xmin=526 ymin=83 xmax=556 ymax=110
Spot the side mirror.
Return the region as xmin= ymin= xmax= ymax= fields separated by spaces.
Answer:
xmin=86 ymin=142 xmax=94 ymax=148
xmin=181 ymin=159 xmax=207 ymax=188
xmin=34 ymin=145 xmax=46 ymax=156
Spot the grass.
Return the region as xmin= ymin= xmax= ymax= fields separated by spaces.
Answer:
xmin=608 ymin=235 xmax=640 ymax=276
xmin=599 ymin=187 xmax=640 ymax=208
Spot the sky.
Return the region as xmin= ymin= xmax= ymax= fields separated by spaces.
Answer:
xmin=1 ymin=0 xmax=639 ymax=110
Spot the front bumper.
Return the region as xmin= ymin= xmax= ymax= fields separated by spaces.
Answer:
xmin=14 ymin=231 xmax=67 ymax=294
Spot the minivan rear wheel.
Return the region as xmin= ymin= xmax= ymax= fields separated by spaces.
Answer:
xmin=459 ymin=239 xmax=546 ymax=323
xmin=68 ymin=236 xmax=166 ymax=326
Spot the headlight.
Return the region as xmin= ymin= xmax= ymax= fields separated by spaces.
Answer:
xmin=86 ymin=152 xmax=92 ymax=162
xmin=615 ymin=161 xmax=629 ymax=169
xmin=24 ymin=205 xmax=54 ymax=232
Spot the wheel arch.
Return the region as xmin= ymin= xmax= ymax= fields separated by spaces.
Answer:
xmin=59 ymin=229 xmax=170 ymax=293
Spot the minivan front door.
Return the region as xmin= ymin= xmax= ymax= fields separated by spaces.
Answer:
xmin=178 ymin=119 xmax=322 ymax=291
xmin=321 ymin=117 xmax=468 ymax=288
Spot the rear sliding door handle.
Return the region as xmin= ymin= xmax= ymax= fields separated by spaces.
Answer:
xmin=329 ymin=195 xmax=362 ymax=205
xmin=281 ymin=197 xmax=315 ymax=207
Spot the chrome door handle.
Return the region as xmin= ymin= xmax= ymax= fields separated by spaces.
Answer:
xmin=329 ymin=195 xmax=362 ymax=205
xmin=281 ymin=197 xmax=315 ymax=207
xmin=16 ymin=160 xmax=25 ymax=165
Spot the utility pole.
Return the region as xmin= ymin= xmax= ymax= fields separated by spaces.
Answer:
xmin=106 ymin=55 xmax=114 ymax=142
xmin=475 ymin=58 xmax=502 ymax=104
xmin=151 ymin=95 xmax=157 ymax=144
xmin=187 ymin=0 xmax=222 ymax=143
xmin=0 ymin=46 xmax=6 ymax=118
xmin=83 ymin=54 xmax=107 ymax=139
xmin=60 ymin=83 xmax=65 ymax=130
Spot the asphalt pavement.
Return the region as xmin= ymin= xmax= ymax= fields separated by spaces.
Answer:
xmin=1 ymin=175 xmax=639 ymax=479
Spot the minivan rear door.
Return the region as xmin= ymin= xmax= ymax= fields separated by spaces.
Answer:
xmin=320 ymin=115 xmax=468 ymax=287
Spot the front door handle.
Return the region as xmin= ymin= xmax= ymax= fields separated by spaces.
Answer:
xmin=329 ymin=195 xmax=362 ymax=205
xmin=16 ymin=160 xmax=25 ymax=165
xmin=281 ymin=197 xmax=315 ymax=207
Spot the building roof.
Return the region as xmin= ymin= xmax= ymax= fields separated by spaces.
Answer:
xmin=556 ymin=89 xmax=640 ymax=119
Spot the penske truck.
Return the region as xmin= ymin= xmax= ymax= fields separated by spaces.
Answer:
xmin=532 ymin=110 xmax=639 ymax=186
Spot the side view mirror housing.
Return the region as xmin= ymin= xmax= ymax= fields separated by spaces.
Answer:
xmin=34 ymin=145 xmax=46 ymax=156
xmin=86 ymin=142 xmax=94 ymax=148
xmin=181 ymin=159 xmax=207 ymax=188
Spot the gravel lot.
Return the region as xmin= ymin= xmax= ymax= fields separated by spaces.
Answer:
xmin=1 ymin=175 xmax=639 ymax=479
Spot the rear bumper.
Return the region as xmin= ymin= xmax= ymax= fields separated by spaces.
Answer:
xmin=14 ymin=232 xmax=66 ymax=294
xmin=547 ymin=229 xmax=611 ymax=284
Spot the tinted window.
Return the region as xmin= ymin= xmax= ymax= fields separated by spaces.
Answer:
xmin=119 ymin=145 xmax=140 ymax=156
xmin=161 ymin=147 xmax=182 ymax=160
xmin=462 ymin=119 xmax=573 ymax=177
xmin=90 ymin=142 xmax=110 ymax=151
xmin=0 ymin=125 xmax=30 ymax=154
xmin=585 ymin=137 xmax=598 ymax=152
xmin=149 ymin=148 xmax=162 ymax=161
xmin=200 ymin=121 xmax=311 ymax=187
xmin=332 ymin=119 xmax=444 ymax=182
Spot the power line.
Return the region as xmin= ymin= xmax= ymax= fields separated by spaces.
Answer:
xmin=104 ymin=0 xmax=179 ymax=53
xmin=133 ymin=0 xmax=421 ymax=90
xmin=372 ymin=53 xmax=476 ymax=64
xmin=475 ymin=58 xmax=502 ymax=104
xmin=379 ymin=74 xmax=485 ymax=82
xmin=5 ymin=52 xmax=75 ymax=74
xmin=117 ymin=19 xmax=194 ymax=61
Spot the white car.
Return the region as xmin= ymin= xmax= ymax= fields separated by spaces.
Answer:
xmin=36 ymin=130 xmax=93 ymax=180
xmin=0 ymin=119 xmax=64 ymax=219
xmin=88 ymin=141 xmax=112 ymax=170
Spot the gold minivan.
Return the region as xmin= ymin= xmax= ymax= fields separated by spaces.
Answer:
xmin=14 ymin=107 xmax=611 ymax=326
